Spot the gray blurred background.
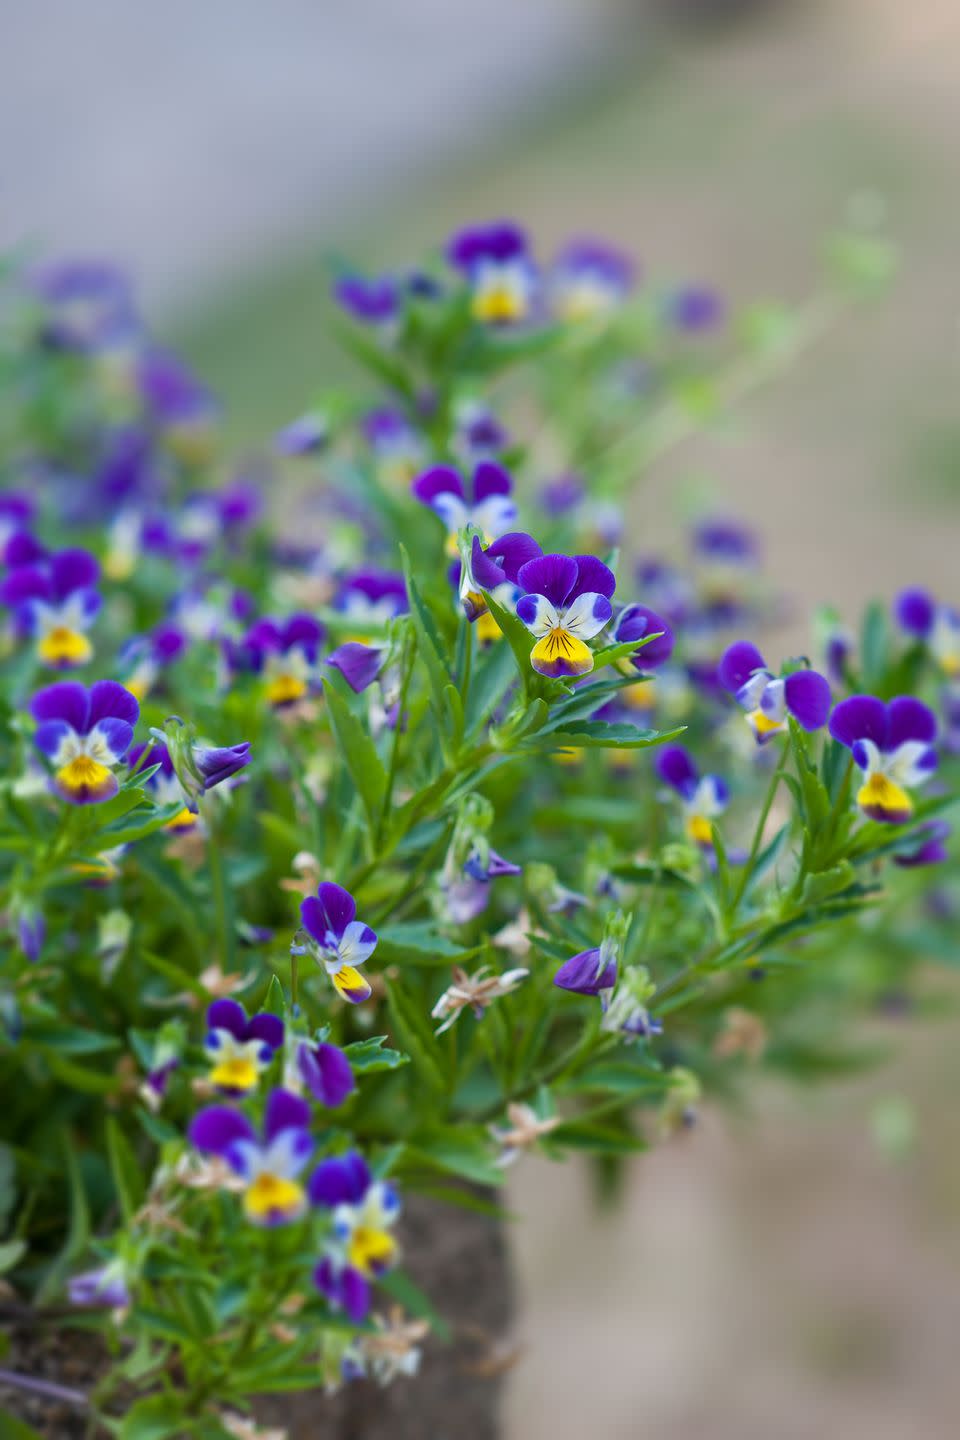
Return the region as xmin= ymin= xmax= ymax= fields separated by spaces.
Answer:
xmin=5 ymin=2 xmax=960 ymax=1434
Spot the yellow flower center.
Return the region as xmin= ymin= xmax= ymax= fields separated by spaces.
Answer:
xmin=857 ymin=772 xmax=913 ymax=820
xmin=476 ymin=608 xmax=502 ymax=645
xmin=209 ymin=1056 xmax=258 ymax=1091
xmin=38 ymin=627 xmax=92 ymax=667
xmin=265 ymin=673 xmax=308 ymax=706
xmin=166 ymin=807 xmax=197 ymax=832
xmin=347 ymin=1225 xmax=396 ymax=1276
xmin=472 ymin=286 xmax=526 ymax=324
xmin=244 ymin=1173 xmax=304 ymax=1223
xmin=56 ymin=754 xmax=112 ymax=797
xmin=686 ymin=814 xmax=714 ymax=846
xmin=748 ymin=707 xmax=784 ymax=737
xmin=531 ymin=627 xmax=594 ymax=677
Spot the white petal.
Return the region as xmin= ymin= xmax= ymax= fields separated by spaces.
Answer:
xmin=561 ymin=591 xmax=612 ymax=641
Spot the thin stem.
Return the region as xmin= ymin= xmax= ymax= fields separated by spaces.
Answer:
xmin=207 ymin=810 xmax=234 ymax=970
xmin=729 ymin=740 xmax=791 ymax=915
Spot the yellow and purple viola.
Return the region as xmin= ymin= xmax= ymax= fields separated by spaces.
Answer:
xmin=334 ymin=569 xmax=407 ymax=638
xmin=311 ymin=1151 xmax=400 ymax=1323
xmin=515 ymin=553 xmax=616 ymax=679
xmin=333 ymin=273 xmax=400 ymax=328
xmin=127 ymin=740 xmax=196 ymax=831
xmin=655 ymin=743 xmax=729 ymax=848
xmin=549 ymin=238 xmax=635 ymax=322
xmin=446 ymin=221 xmax=535 ymax=325
xmin=829 ymin=694 xmax=938 ymax=823
xmin=1 ymin=547 xmax=101 ymax=668
xmin=188 ymin=1088 xmax=314 ymax=1226
xmin=412 ymin=462 xmax=517 ymax=555
xmin=894 ymin=587 xmax=960 ymax=678
xmin=203 ymin=999 xmax=284 ymax=1095
xmin=455 ymin=530 xmax=542 ymax=634
xmin=719 ymin=641 xmax=831 ymax=743
xmin=30 ymin=680 xmax=139 ymax=804
xmin=233 ymin=614 xmax=325 ymax=707
xmin=298 ymin=882 xmax=377 ymax=1004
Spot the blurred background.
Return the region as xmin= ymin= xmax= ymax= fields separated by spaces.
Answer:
xmin=5 ymin=1 xmax=960 ymax=1434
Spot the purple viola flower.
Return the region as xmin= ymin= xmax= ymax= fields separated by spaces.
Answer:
xmin=326 ymin=641 xmax=386 ymax=694
xmin=611 ymin=603 xmax=674 ymax=670
xmin=551 ymin=238 xmax=635 ymax=321
xmin=333 ymin=274 xmax=400 ymax=326
xmin=893 ymin=820 xmax=951 ymax=868
xmin=454 ymin=401 xmax=509 ymax=463
xmin=412 ymin=462 xmax=517 ymax=549
xmin=30 ymin=680 xmax=139 ymax=804
xmin=668 ymin=284 xmax=724 ymax=332
xmin=193 ymin=741 xmax=252 ymax=792
xmin=120 ymin=622 xmax=188 ymax=701
xmin=719 ymin=641 xmax=831 ymax=743
xmin=189 ymin=1088 xmax=313 ymax=1226
xmin=540 ymin=474 xmax=585 ymax=517
xmin=515 ymin=553 xmax=616 ymax=679
xmin=139 ymin=348 xmax=218 ymax=436
xmin=554 ymin=941 xmax=618 ymax=1000
xmin=310 ymin=1150 xmax=400 ymax=1321
xmin=30 ymin=259 xmax=137 ymax=351
xmin=894 ymin=587 xmax=936 ymax=639
xmin=447 ymin=220 xmax=535 ymax=324
xmin=68 ymin=1261 xmax=131 ymax=1310
xmin=308 ymin=1150 xmax=372 ymax=1207
xmin=362 ymin=407 xmax=425 ymax=489
xmin=335 ymin=570 xmax=408 ymax=633
xmin=656 ymin=744 xmax=729 ymax=848
xmin=299 ymin=883 xmax=377 ymax=1005
xmin=441 ymin=847 xmax=521 ymax=925
xmin=457 ymin=531 xmax=543 ymax=623
xmin=314 ymin=1256 xmax=372 ymax=1325
xmin=15 ymin=905 xmax=46 ymax=963
xmin=829 ymin=695 xmax=938 ymax=824
xmin=127 ymin=741 xmax=195 ymax=829
xmin=0 ymin=547 xmax=100 ymax=668
xmin=276 ymin=410 xmax=328 ymax=456
xmin=236 ymin=614 xmax=325 ymax=706
xmin=297 ymin=1040 xmax=356 ymax=1108
xmin=204 ymin=999 xmax=284 ymax=1095
xmin=896 ymin=591 xmax=960 ymax=678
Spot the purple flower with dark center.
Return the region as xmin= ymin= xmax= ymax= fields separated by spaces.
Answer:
xmin=412 ymin=462 xmax=517 ymax=549
xmin=656 ymin=744 xmax=729 ymax=848
xmin=0 ymin=548 xmax=100 ymax=668
xmin=551 ymin=238 xmax=635 ymax=321
xmin=719 ymin=641 xmax=831 ymax=743
xmin=333 ymin=274 xmax=399 ymax=325
xmin=893 ymin=820 xmax=951 ymax=868
xmin=235 ymin=614 xmax=325 ymax=706
xmin=189 ymin=1088 xmax=313 ymax=1226
xmin=668 ymin=284 xmax=724 ymax=332
xmin=30 ymin=680 xmax=139 ymax=804
xmin=204 ymin=999 xmax=284 ymax=1095
xmin=611 ymin=603 xmax=674 ymax=671
xmin=299 ymin=883 xmax=377 ymax=1005
xmin=297 ymin=1040 xmax=355 ymax=1107
xmin=829 ymin=695 xmax=938 ymax=823
xmin=515 ymin=553 xmax=616 ymax=679
xmin=447 ymin=220 xmax=534 ymax=324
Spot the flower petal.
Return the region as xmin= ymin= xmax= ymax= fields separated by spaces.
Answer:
xmin=515 ymin=593 xmax=561 ymax=637
xmin=472 ymin=460 xmax=512 ymax=501
xmin=530 ymin=628 xmax=595 ymax=678
xmin=562 ymin=591 xmax=613 ymax=640
xmin=516 ymin=554 xmax=578 ymax=610
xmin=30 ymin=681 xmax=90 ymax=733
xmin=338 ymin=919 xmax=378 ymax=967
xmin=317 ymin=882 xmax=356 ymax=939
xmin=263 ymin=1087 xmax=312 ymax=1143
xmin=656 ymin=744 xmax=699 ymax=797
xmin=412 ymin=465 xmax=464 ymax=506
xmin=331 ymin=965 xmax=373 ymax=1004
xmin=894 ymin=587 xmax=936 ymax=637
xmin=298 ymin=1041 xmax=356 ymax=1107
xmin=326 ymin=642 xmax=384 ymax=694
xmin=613 ymin=604 xmax=674 ymax=668
xmin=783 ymin=670 xmax=831 ymax=731
xmin=887 ymin=696 xmax=938 ymax=749
xmin=308 ymin=1150 xmax=371 ymax=1207
xmin=569 ymin=555 xmax=616 ymax=602
xmin=206 ymin=999 xmax=247 ymax=1039
xmin=188 ymin=1105 xmax=256 ymax=1157
xmin=828 ymin=694 xmax=888 ymax=750
xmin=87 ymin=680 xmax=139 ymax=731
xmin=246 ymin=1011 xmax=284 ymax=1051
xmin=718 ymin=641 xmax=766 ymax=695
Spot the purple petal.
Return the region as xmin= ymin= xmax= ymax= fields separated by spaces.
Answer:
xmin=33 ymin=719 xmax=74 ymax=760
xmin=0 ymin=564 xmax=49 ymax=607
xmin=893 ymin=820 xmax=951 ymax=868
xmin=206 ymin=998 xmax=247 ymax=1039
xmin=298 ymin=1041 xmax=356 ymax=1107
xmin=317 ymin=882 xmax=356 ymax=939
xmin=314 ymin=1259 xmax=371 ymax=1323
xmin=87 ymin=681 xmax=139 ymax=730
xmin=280 ymin=614 xmax=325 ymax=655
xmin=718 ymin=641 xmax=766 ymax=694
xmin=828 ymin=695 xmax=888 ymax=750
xmin=30 ymin=681 xmax=90 ymax=733
xmin=263 ymin=1087 xmax=312 ymax=1143
xmin=887 ymin=696 xmax=938 ymax=749
xmin=300 ymin=896 xmax=327 ymax=945
xmin=188 ymin=1105 xmax=255 ymax=1156
xmin=516 ymin=554 xmax=578 ymax=609
xmin=894 ymin=587 xmax=936 ymax=638
xmin=570 ymin=555 xmax=616 ymax=602
xmin=613 ymin=604 xmax=674 ymax=669
xmin=783 ymin=670 xmax=832 ymax=731
xmin=479 ymin=532 xmax=543 ymax=588
xmin=656 ymin=744 xmax=699 ymax=797
xmin=472 ymin=460 xmax=512 ymax=502
xmin=553 ymin=948 xmax=616 ymax=996
xmin=412 ymin=465 xmax=464 ymax=507
xmin=326 ymin=642 xmax=384 ymax=694
xmin=307 ymin=1150 xmax=372 ymax=1207
xmin=50 ymin=548 xmax=99 ymax=601
xmin=246 ymin=1012 xmax=284 ymax=1051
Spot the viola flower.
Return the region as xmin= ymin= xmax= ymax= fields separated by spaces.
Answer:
xmin=296 ymin=1039 xmax=356 ymax=1108
xmin=457 ymin=530 xmax=543 ymax=625
xmin=335 ymin=570 xmax=407 ymax=635
xmin=894 ymin=587 xmax=960 ymax=677
xmin=189 ymin=1088 xmax=314 ymax=1226
xmin=893 ymin=820 xmax=951 ymax=868
xmin=829 ymin=695 xmax=938 ymax=823
xmin=667 ymin=284 xmax=724 ymax=333
xmin=154 ymin=718 xmax=253 ymax=811
xmin=692 ymin=518 xmax=758 ymax=609
xmin=550 ymin=238 xmax=635 ymax=321
xmin=656 ymin=744 xmax=729 ymax=847
xmin=127 ymin=741 xmax=196 ymax=830
xmin=553 ymin=941 xmax=618 ymax=1002
xmin=30 ymin=259 xmax=137 ymax=351
xmin=362 ymin=408 xmax=426 ymax=491
xmin=237 ymin=614 xmax=325 ymax=707
xmin=30 ymin=680 xmax=139 ymax=804
xmin=719 ymin=641 xmax=831 ymax=743
xmin=412 ymin=462 xmax=517 ymax=553
xmin=814 ymin=607 xmax=855 ymax=686
xmin=1 ymin=547 xmax=101 ymax=668
xmin=611 ymin=603 xmax=675 ymax=670
xmin=453 ymin=399 xmax=509 ymax=464
xmin=333 ymin=274 xmax=399 ymax=326
xmin=431 ymin=964 xmax=529 ymax=1034
xmin=276 ymin=409 xmax=328 ymax=456
xmin=204 ymin=1000 xmax=284 ymax=1094
xmin=299 ymin=883 xmax=377 ymax=1004
xmin=515 ymin=553 xmax=616 ymax=679
xmin=311 ymin=1151 xmax=401 ymax=1323
xmin=326 ymin=640 xmax=387 ymax=695
xmin=68 ymin=1259 xmax=131 ymax=1311
xmin=139 ymin=348 xmax=219 ymax=463
xmin=439 ymin=846 xmax=521 ymax=925
xmin=600 ymin=966 xmax=662 ymax=1042
xmin=447 ymin=221 xmax=535 ymax=324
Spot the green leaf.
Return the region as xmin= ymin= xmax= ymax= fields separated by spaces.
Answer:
xmin=36 ymin=1140 xmax=89 ymax=1304
xmin=0 ymin=1412 xmax=47 ymax=1439
xmin=482 ymin=589 xmax=535 ymax=691
xmin=324 ymin=681 xmax=387 ymax=829
xmin=385 ymin=983 xmax=446 ymax=1094
xmin=591 ymin=634 xmax=665 ymax=672
xmin=0 ymin=1238 xmax=26 ymax=1274
xmin=400 ymin=547 xmax=452 ymax=710
xmin=521 ymin=721 xmax=683 ymax=752
xmin=377 ymin=921 xmax=480 ymax=967
xmin=342 ymin=1035 xmax=410 ymax=1074
xmin=119 ymin=1394 xmax=190 ymax=1440
xmin=106 ymin=1116 xmax=145 ymax=1222
xmin=801 ymin=862 xmax=856 ymax=905
xmin=566 ymin=1060 xmax=667 ymax=1098
xmin=405 ymin=1124 xmax=502 ymax=1186
xmin=28 ymin=1020 xmax=120 ymax=1055
xmin=379 ymin=1268 xmax=452 ymax=1341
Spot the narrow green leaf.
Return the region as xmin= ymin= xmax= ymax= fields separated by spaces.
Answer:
xmin=324 ymin=681 xmax=387 ymax=829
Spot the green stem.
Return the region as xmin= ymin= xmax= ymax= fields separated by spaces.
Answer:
xmin=207 ymin=811 xmax=234 ymax=970
xmin=729 ymin=740 xmax=791 ymax=915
